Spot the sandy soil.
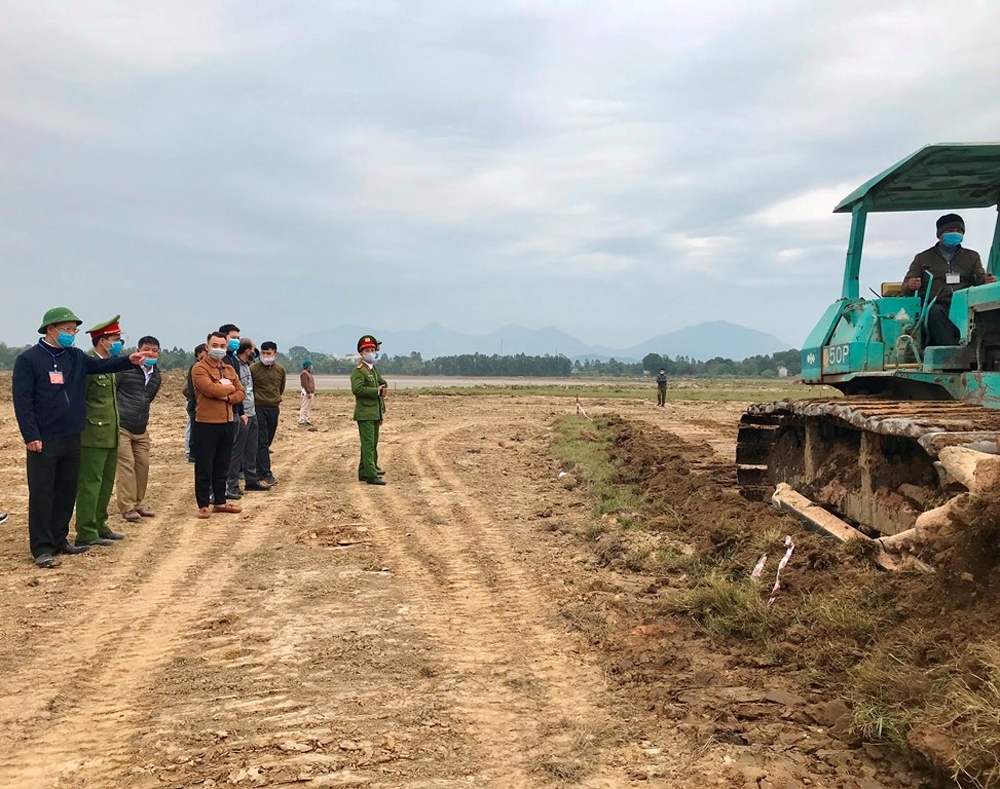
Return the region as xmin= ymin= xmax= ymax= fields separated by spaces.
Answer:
xmin=0 ymin=386 xmax=913 ymax=788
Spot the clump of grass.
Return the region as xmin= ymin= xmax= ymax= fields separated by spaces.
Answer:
xmin=538 ymin=759 xmax=586 ymax=782
xmin=851 ymin=699 xmax=910 ymax=749
xmin=923 ymin=643 xmax=1000 ymax=787
xmin=665 ymin=571 xmax=783 ymax=643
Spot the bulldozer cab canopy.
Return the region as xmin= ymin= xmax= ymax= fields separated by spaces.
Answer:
xmin=836 ymin=143 xmax=1000 ymax=213
xmin=837 ymin=143 xmax=1000 ymax=299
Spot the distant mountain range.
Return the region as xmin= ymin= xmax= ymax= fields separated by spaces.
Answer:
xmin=291 ymin=320 xmax=793 ymax=363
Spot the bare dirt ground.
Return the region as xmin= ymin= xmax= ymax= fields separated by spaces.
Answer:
xmin=0 ymin=385 xmax=918 ymax=788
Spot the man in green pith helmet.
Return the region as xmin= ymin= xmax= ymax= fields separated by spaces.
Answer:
xmin=74 ymin=315 xmax=129 ymax=547
xmin=350 ymin=335 xmax=387 ymax=485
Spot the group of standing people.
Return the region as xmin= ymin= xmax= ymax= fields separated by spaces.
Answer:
xmin=11 ymin=309 xmax=388 ymax=567
xmin=12 ymin=308 xmax=161 ymax=567
xmin=185 ymin=325 xmax=288 ymax=519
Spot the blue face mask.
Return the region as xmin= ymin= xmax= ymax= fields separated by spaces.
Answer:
xmin=108 ymin=340 xmax=124 ymax=357
xmin=228 ymin=338 xmax=240 ymax=352
xmin=143 ymin=357 xmax=158 ymax=367
xmin=57 ymin=332 xmax=76 ymax=348
xmin=942 ymin=232 xmax=964 ymax=247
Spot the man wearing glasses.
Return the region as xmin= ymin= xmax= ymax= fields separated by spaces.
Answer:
xmin=12 ymin=308 xmax=147 ymax=568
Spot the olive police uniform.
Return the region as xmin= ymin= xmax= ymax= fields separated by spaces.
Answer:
xmin=350 ymin=336 xmax=386 ymax=483
xmin=75 ymin=316 xmax=125 ymax=545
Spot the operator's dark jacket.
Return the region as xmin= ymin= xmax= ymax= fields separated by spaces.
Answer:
xmin=12 ymin=341 xmax=135 ymax=443
xmin=115 ymin=365 xmax=162 ymax=434
xmin=901 ymin=245 xmax=987 ymax=305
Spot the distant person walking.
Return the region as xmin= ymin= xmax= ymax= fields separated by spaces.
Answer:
xmin=250 ymin=341 xmax=285 ymax=486
xmin=351 ymin=335 xmax=387 ymax=485
xmin=192 ymin=332 xmax=245 ymax=518
xmin=299 ymin=360 xmax=315 ymax=426
xmin=115 ymin=335 xmax=162 ymax=523
xmin=12 ymin=307 xmax=144 ymax=568
xmin=656 ymin=368 xmax=667 ymax=407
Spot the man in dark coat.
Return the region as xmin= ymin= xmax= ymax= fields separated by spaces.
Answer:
xmin=116 ymin=335 xmax=163 ymax=523
xmin=902 ymin=213 xmax=997 ymax=346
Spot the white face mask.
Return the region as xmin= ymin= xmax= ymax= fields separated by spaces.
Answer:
xmin=261 ymin=356 xmax=276 ymax=366
xmin=361 ymin=352 xmax=376 ymax=364
xmin=208 ymin=347 xmax=227 ymax=361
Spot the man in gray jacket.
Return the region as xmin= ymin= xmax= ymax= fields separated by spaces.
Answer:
xmin=226 ymin=338 xmax=271 ymax=498
xmin=115 ymin=335 xmax=162 ymax=522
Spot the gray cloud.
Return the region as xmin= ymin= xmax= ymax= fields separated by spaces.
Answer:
xmin=3 ymin=0 xmax=1000 ymax=352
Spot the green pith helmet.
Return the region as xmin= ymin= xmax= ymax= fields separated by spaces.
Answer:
xmin=38 ymin=307 xmax=83 ymax=334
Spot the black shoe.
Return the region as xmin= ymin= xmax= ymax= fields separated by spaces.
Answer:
xmin=244 ymin=481 xmax=270 ymax=491
xmin=263 ymin=475 xmax=278 ymax=486
xmin=225 ymin=489 xmax=243 ymax=500
xmin=365 ymin=477 xmax=387 ymax=486
xmin=34 ymin=552 xmax=56 ymax=568
xmin=0 ymin=512 xmax=8 ymax=525
xmin=61 ymin=543 xmax=91 ymax=553
xmin=75 ymin=538 xmax=112 ymax=547
xmin=375 ymin=467 xmax=385 ymax=476
xmin=100 ymin=530 xmax=126 ymax=541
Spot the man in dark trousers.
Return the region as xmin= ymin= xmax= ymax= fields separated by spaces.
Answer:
xmin=192 ymin=331 xmax=245 ymax=519
xmin=183 ymin=344 xmax=207 ymax=462
xmin=351 ymin=335 xmax=387 ymax=485
xmin=250 ymin=341 xmax=285 ymax=486
xmin=656 ymin=368 xmax=668 ymax=407
xmin=12 ymin=307 xmax=147 ymax=568
xmin=226 ymin=337 xmax=270 ymax=498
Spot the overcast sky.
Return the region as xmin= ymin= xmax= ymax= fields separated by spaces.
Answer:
xmin=3 ymin=1 xmax=1000 ymax=352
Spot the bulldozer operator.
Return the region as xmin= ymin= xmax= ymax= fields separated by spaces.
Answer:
xmin=901 ymin=213 xmax=996 ymax=346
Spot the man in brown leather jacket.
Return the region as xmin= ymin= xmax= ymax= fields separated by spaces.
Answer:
xmin=901 ymin=213 xmax=996 ymax=346
xmin=192 ymin=332 xmax=246 ymax=518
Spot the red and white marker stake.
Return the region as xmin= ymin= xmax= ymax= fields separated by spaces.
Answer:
xmin=767 ymin=536 xmax=795 ymax=606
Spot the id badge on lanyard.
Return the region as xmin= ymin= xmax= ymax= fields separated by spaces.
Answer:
xmin=946 ymin=273 xmax=960 ymax=285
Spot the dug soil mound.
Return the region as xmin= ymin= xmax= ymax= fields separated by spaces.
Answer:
xmin=593 ymin=414 xmax=1000 ymax=786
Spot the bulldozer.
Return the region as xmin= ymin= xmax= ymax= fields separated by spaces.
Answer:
xmin=737 ymin=143 xmax=1000 ymax=537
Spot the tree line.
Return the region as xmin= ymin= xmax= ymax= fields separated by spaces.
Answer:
xmin=0 ymin=341 xmax=801 ymax=378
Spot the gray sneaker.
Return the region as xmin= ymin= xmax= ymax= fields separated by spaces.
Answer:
xmin=34 ymin=553 xmax=56 ymax=568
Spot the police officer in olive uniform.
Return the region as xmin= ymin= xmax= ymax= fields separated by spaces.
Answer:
xmin=351 ymin=335 xmax=387 ymax=485
xmin=75 ymin=316 xmax=129 ymax=547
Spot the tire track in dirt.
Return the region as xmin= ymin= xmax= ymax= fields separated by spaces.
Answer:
xmin=353 ymin=417 xmax=655 ymax=788
xmin=0 ymin=423 xmax=358 ymax=788
xmin=0 ymin=483 xmax=206 ymax=727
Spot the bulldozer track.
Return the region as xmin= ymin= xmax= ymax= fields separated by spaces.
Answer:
xmin=737 ymin=397 xmax=1000 ymax=534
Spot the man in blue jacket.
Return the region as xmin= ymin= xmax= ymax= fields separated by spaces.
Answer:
xmin=12 ymin=307 xmax=147 ymax=568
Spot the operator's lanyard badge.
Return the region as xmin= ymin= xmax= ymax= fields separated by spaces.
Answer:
xmin=49 ymin=371 xmax=64 ymax=385
xmin=946 ymin=273 xmax=960 ymax=285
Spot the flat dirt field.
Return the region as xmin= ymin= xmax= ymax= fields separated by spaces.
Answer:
xmin=0 ymin=383 xmax=921 ymax=788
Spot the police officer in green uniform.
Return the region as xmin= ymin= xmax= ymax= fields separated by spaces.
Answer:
xmin=351 ymin=335 xmax=387 ymax=485
xmin=75 ymin=316 xmax=129 ymax=546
